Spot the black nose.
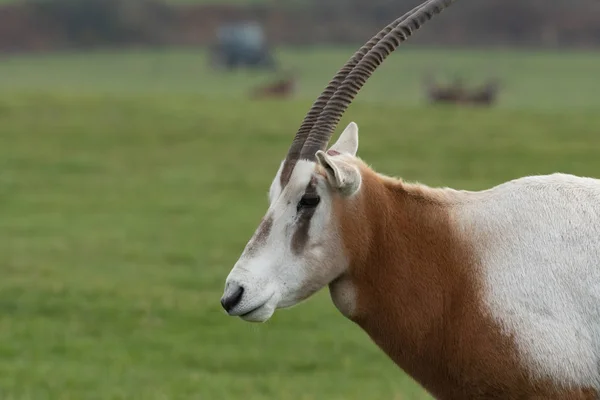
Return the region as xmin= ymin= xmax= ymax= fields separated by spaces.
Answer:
xmin=221 ymin=283 xmax=244 ymax=313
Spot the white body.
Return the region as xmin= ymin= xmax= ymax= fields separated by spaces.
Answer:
xmin=458 ymin=173 xmax=600 ymax=387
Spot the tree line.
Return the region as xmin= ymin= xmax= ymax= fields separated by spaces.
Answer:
xmin=0 ymin=0 xmax=598 ymax=53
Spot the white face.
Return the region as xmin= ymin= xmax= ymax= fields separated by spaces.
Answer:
xmin=221 ymin=122 xmax=362 ymax=322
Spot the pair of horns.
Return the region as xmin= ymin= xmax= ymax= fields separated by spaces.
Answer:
xmin=280 ymin=0 xmax=456 ymax=186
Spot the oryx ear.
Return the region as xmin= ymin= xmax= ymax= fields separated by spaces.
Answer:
xmin=328 ymin=122 xmax=359 ymax=156
xmin=315 ymin=150 xmax=361 ymax=197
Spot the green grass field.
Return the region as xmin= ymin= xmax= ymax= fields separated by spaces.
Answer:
xmin=1 ymin=47 xmax=600 ymax=110
xmin=0 ymin=47 xmax=600 ymax=399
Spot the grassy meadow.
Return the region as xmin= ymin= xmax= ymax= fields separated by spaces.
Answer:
xmin=0 ymin=46 xmax=600 ymax=399
xmin=1 ymin=47 xmax=600 ymax=110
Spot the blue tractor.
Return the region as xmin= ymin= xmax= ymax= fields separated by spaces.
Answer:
xmin=209 ymin=22 xmax=277 ymax=70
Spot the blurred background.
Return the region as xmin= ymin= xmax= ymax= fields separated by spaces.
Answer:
xmin=0 ymin=0 xmax=599 ymax=399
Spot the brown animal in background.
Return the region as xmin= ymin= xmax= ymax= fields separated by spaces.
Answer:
xmin=250 ymin=73 xmax=297 ymax=99
xmin=423 ymin=73 xmax=468 ymax=104
xmin=463 ymin=78 xmax=500 ymax=106
xmin=425 ymin=73 xmax=500 ymax=107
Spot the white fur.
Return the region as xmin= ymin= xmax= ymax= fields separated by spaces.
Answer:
xmin=316 ymin=151 xmax=362 ymax=196
xmin=225 ymin=159 xmax=349 ymax=322
xmin=329 ymin=121 xmax=359 ymax=156
xmin=454 ymin=173 xmax=600 ymax=388
xmin=268 ymin=160 xmax=285 ymax=204
xmin=329 ymin=275 xmax=358 ymax=318
xmin=225 ymin=124 xmax=361 ymax=322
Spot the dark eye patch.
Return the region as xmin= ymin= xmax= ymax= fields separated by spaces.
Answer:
xmin=291 ymin=177 xmax=319 ymax=254
xmin=296 ymin=176 xmax=320 ymax=213
xmin=297 ymin=193 xmax=320 ymax=211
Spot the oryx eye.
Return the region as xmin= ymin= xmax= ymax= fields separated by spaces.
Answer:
xmin=297 ymin=194 xmax=320 ymax=212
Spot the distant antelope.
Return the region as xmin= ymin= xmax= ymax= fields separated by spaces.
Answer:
xmin=424 ymin=73 xmax=467 ymax=104
xmin=425 ymin=74 xmax=500 ymax=106
xmin=221 ymin=0 xmax=600 ymax=397
xmin=463 ymin=77 xmax=500 ymax=106
xmin=250 ymin=72 xmax=297 ymax=99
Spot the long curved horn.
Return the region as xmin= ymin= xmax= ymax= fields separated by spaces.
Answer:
xmin=299 ymin=0 xmax=456 ymax=160
xmin=279 ymin=1 xmax=433 ymax=187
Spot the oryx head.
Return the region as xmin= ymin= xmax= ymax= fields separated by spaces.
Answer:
xmin=221 ymin=0 xmax=456 ymax=322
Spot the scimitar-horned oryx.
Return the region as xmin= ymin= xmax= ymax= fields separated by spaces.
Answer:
xmin=221 ymin=0 xmax=600 ymax=397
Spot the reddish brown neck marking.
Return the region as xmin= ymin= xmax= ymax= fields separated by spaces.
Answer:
xmin=332 ymin=162 xmax=597 ymax=399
